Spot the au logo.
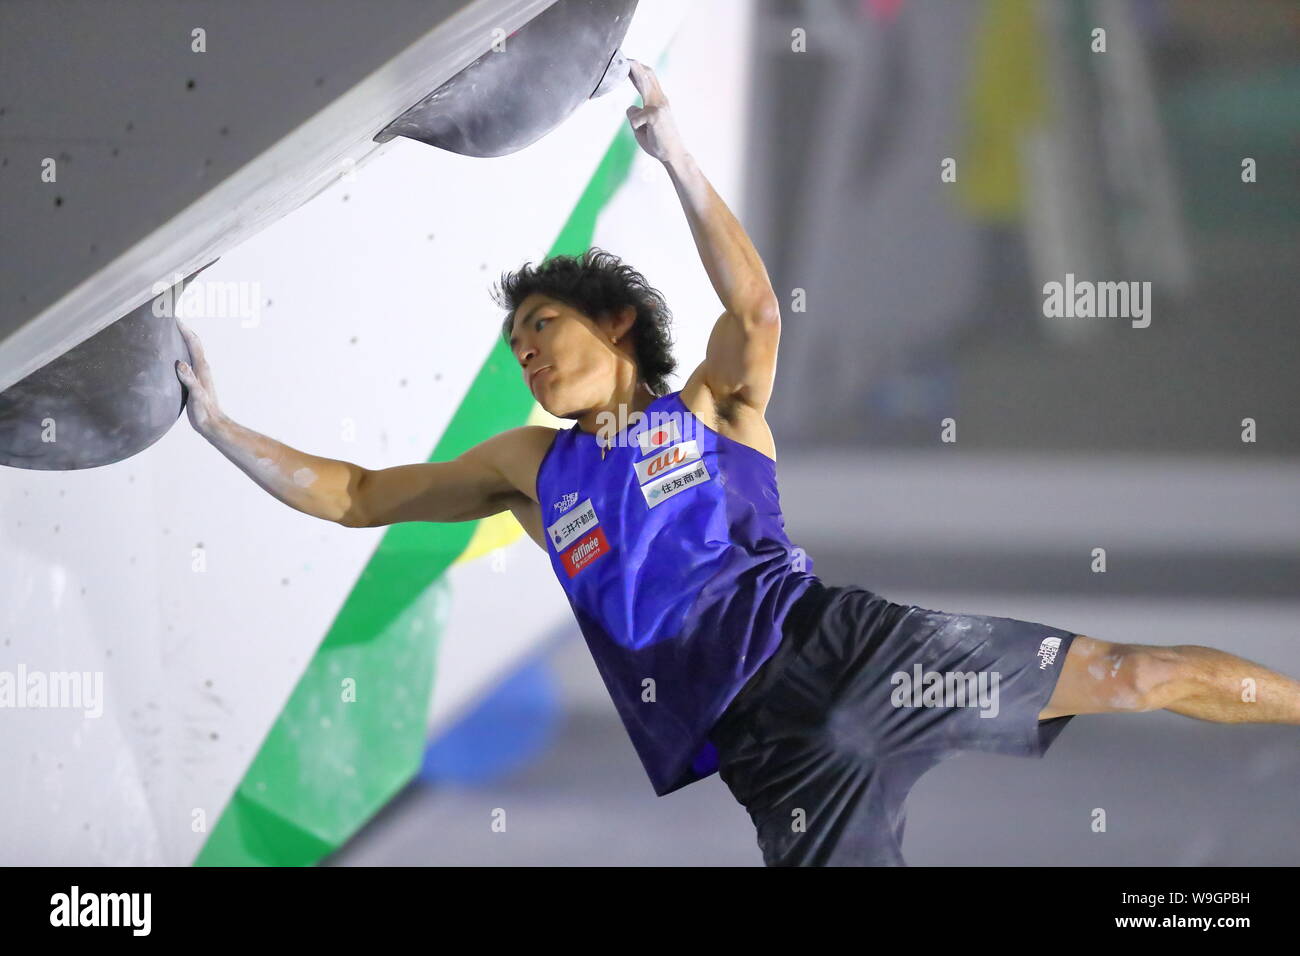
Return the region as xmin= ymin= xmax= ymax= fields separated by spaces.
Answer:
xmin=633 ymin=439 xmax=701 ymax=486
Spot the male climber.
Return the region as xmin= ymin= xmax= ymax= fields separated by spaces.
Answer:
xmin=176 ymin=60 xmax=1300 ymax=865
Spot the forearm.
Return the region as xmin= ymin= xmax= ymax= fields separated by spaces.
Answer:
xmin=664 ymin=152 xmax=778 ymax=316
xmin=1164 ymin=645 xmax=1300 ymax=725
xmin=198 ymin=414 xmax=363 ymax=524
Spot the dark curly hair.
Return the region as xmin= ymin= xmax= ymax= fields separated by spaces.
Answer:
xmin=492 ymin=247 xmax=677 ymax=396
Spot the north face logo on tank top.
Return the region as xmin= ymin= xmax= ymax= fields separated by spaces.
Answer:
xmin=534 ymin=390 xmax=820 ymax=796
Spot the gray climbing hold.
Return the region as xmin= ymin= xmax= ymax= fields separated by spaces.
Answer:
xmin=0 ymin=264 xmax=214 ymax=470
xmin=374 ymin=0 xmax=638 ymax=157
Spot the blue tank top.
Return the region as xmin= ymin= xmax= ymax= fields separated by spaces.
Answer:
xmin=534 ymin=389 xmax=819 ymax=795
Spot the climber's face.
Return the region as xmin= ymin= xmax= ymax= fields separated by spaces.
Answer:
xmin=509 ymin=293 xmax=637 ymax=419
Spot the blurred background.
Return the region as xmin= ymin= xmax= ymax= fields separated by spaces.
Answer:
xmin=2 ymin=0 xmax=1296 ymax=866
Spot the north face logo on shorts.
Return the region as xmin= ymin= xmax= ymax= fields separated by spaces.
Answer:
xmin=1037 ymin=636 xmax=1063 ymax=670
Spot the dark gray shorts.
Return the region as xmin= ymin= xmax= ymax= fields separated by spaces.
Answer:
xmin=708 ymin=580 xmax=1078 ymax=866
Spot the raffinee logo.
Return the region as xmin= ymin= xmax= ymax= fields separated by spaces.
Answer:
xmin=1043 ymin=273 xmax=1151 ymax=328
xmin=890 ymin=665 xmax=1001 ymax=718
xmin=50 ymin=886 xmax=151 ymax=936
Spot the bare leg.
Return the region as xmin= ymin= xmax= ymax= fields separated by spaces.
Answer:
xmin=1040 ymin=635 xmax=1300 ymax=725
